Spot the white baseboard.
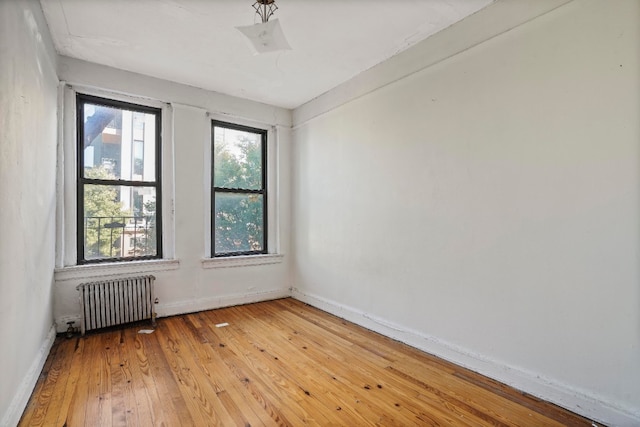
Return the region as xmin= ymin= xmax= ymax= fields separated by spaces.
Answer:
xmin=1 ymin=325 xmax=57 ymax=427
xmin=157 ymin=288 xmax=291 ymax=318
xmin=291 ymin=288 xmax=640 ymax=427
xmin=54 ymin=289 xmax=292 ymax=332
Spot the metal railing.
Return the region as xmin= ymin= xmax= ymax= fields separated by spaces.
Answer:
xmin=84 ymin=215 xmax=156 ymax=259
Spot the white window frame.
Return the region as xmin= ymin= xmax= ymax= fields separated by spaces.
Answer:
xmin=55 ymin=84 xmax=178 ymax=278
xmin=202 ymin=113 xmax=283 ymax=269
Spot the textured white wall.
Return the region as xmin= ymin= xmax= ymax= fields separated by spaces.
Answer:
xmin=291 ymin=1 xmax=640 ymax=425
xmin=53 ymin=58 xmax=293 ymax=330
xmin=0 ymin=0 xmax=59 ymax=424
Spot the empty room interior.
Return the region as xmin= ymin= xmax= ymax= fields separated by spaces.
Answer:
xmin=1 ymin=0 xmax=639 ymax=425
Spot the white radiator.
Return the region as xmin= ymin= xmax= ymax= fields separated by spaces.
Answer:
xmin=76 ymin=275 xmax=156 ymax=335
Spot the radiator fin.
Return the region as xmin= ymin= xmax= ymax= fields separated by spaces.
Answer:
xmin=77 ymin=275 xmax=156 ymax=335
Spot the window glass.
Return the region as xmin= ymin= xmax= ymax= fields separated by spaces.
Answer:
xmin=212 ymin=121 xmax=267 ymax=257
xmin=214 ymin=193 xmax=265 ymax=253
xmin=78 ymin=94 xmax=162 ymax=263
xmin=82 ymin=104 xmax=156 ymax=181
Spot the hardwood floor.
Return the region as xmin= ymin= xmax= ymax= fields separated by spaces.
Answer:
xmin=19 ymin=298 xmax=597 ymax=426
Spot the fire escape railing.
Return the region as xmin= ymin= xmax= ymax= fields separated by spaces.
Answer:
xmin=84 ymin=216 xmax=155 ymax=259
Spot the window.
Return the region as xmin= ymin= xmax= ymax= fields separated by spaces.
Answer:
xmin=212 ymin=120 xmax=267 ymax=257
xmin=77 ymin=94 xmax=162 ymax=263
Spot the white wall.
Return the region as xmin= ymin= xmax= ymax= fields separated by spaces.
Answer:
xmin=0 ymin=0 xmax=59 ymax=425
xmin=291 ymin=1 xmax=640 ymax=425
xmin=53 ymin=58 xmax=293 ymax=330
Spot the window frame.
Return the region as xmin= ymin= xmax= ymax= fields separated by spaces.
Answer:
xmin=76 ymin=93 xmax=163 ymax=264
xmin=211 ymin=119 xmax=268 ymax=258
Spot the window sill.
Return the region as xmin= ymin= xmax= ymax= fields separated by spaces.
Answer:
xmin=201 ymin=254 xmax=284 ymax=269
xmin=54 ymin=259 xmax=180 ymax=281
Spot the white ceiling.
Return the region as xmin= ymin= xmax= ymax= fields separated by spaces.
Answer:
xmin=40 ymin=0 xmax=494 ymax=109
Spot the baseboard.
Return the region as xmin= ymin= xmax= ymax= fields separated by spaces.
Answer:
xmin=291 ymin=288 xmax=640 ymax=427
xmin=54 ymin=289 xmax=292 ymax=332
xmin=157 ymin=288 xmax=291 ymax=318
xmin=1 ymin=325 xmax=57 ymax=427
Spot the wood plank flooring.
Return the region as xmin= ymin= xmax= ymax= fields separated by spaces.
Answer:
xmin=19 ymin=298 xmax=598 ymax=426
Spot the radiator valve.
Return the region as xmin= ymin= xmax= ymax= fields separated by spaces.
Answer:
xmin=66 ymin=321 xmax=76 ymax=339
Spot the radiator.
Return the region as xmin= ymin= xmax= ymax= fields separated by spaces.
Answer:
xmin=76 ymin=275 xmax=156 ymax=335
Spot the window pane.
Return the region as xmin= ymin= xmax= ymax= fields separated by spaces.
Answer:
xmin=214 ymin=192 xmax=264 ymax=254
xmin=83 ymin=185 xmax=158 ymax=260
xmin=213 ymin=126 xmax=262 ymax=190
xmin=82 ymin=104 xmax=156 ymax=181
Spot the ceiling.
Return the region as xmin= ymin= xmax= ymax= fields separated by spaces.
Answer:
xmin=40 ymin=0 xmax=494 ymax=109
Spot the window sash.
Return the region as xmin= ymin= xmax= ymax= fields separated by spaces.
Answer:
xmin=211 ymin=120 xmax=267 ymax=257
xmin=76 ymin=94 xmax=163 ymax=264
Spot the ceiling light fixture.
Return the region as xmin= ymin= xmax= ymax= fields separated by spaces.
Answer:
xmin=237 ymin=0 xmax=291 ymax=54
xmin=253 ymin=0 xmax=278 ymax=23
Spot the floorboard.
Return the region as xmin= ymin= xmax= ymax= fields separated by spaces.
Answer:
xmin=19 ymin=298 xmax=599 ymax=426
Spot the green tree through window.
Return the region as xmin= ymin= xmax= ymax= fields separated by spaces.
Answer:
xmin=212 ymin=121 xmax=267 ymax=256
xmin=83 ymin=166 xmax=129 ymax=258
